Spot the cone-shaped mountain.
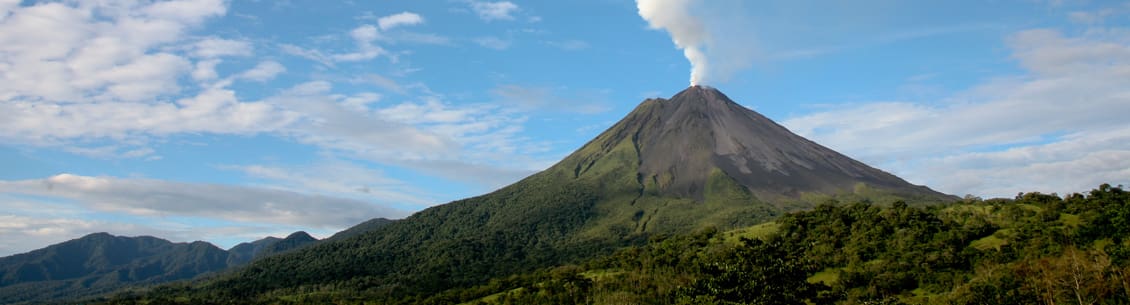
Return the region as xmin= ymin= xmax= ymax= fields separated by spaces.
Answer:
xmin=570 ymin=85 xmax=946 ymax=202
xmin=201 ymin=86 xmax=955 ymax=298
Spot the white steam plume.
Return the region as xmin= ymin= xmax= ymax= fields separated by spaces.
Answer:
xmin=636 ymin=0 xmax=755 ymax=86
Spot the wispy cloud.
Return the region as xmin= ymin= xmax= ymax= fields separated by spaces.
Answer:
xmin=192 ymin=37 xmax=253 ymax=58
xmin=467 ymin=1 xmax=519 ymax=21
xmin=378 ymin=12 xmax=424 ymax=31
xmin=0 ymin=174 xmax=401 ymax=227
xmin=473 ymin=36 xmax=512 ymax=50
xmin=239 ymin=61 xmax=287 ymax=82
xmin=490 ymin=84 xmax=611 ymax=114
xmin=280 ymin=11 xmax=434 ymax=66
xmin=223 ymin=160 xmax=435 ymax=208
xmin=783 ymin=27 xmax=1130 ymax=197
xmin=545 ymin=39 xmax=590 ymax=51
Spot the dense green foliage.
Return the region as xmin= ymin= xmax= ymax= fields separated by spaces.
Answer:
xmin=100 ymin=184 xmax=1130 ymax=304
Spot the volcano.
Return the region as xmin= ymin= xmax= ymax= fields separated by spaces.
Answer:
xmin=569 ymin=85 xmax=947 ymax=203
xmin=194 ymin=86 xmax=956 ymax=299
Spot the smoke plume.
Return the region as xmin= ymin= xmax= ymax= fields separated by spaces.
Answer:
xmin=636 ymin=0 xmax=755 ymax=86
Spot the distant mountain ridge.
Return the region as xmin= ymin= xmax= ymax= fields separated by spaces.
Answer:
xmin=0 ymin=231 xmax=318 ymax=304
xmin=226 ymin=236 xmax=281 ymax=266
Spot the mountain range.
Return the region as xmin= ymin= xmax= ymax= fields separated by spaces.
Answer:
xmin=0 ymin=218 xmax=396 ymax=304
xmin=1 ymin=86 xmax=954 ymax=303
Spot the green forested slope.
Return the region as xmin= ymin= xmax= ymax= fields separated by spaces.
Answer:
xmin=104 ymin=184 xmax=1129 ymax=304
xmin=403 ymin=184 xmax=1130 ymax=305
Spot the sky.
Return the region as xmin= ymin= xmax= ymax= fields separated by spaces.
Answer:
xmin=1 ymin=0 xmax=1128 ymax=256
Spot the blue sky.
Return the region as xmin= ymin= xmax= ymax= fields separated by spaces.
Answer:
xmin=1 ymin=0 xmax=1129 ymax=256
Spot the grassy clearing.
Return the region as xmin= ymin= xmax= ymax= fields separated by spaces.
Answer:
xmin=969 ymin=229 xmax=1012 ymax=251
xmin=722 ymin=222 xmax=780 ymax=245
xmin=1060 ymin=213 xmax=1082 ymax=226
xmin=580 ymin=269 xmax=625 ymax=281
xmin=807 ymin=268 xmax=840 ymax=285
xmin=457 ymin=287 xmax=527 ymax=305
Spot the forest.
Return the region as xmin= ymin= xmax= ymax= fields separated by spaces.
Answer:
xmin=100 ymin=184 xmax=1130 ymax=304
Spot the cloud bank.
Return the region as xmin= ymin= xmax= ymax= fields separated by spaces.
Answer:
xmin=783 ymin=27 xmax=1130 ymax=198
xmin=0 ymin=174 xmax=398 ymax=228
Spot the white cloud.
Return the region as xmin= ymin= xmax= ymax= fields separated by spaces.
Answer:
xmin=0 ymin=87 xmax=298 ymax=145
xmin=1068 ymin=8 xmax=1120 ymax=24
xmin=0 ymin=0 xmax=18 ymax=22
xmin=225 ymin=160 xmax=435 ymax=207
xmin=142 ymin=0 xmax=227 ymax=25
xmin=0 ymin=0 xmax=228 ymax=102
xmin=399 ymin=159 xmax=536 ymax=190
xmin=362 ymin=74 xmax=407 ymax=94
xmin=490 ymin=84 xmax=611 ymax=114
xmin=193 ymin=37 xmax=253 ymax=58
xmin=782 ymin=27 xmax=1130 ymax=198
xmin=0 ymin=1 xmax=573 ymax=237
xmin=1008 ymin=28 xmax=1130 ymax=76
xmin=351 ymin=24 xmax=380 ymax=43
xmin=60 ymin=145 xmax=158 ymax=160
xmin=0 ymin=0 xmax=299 ymax=148
xmin=378 ymin=12 xmax=424 ymax=31
xmin=239 ymin=60 xmax=286 ymax=82
xmin=283 ymin=11 xmax=435 ymax=66
xmin=474 ymin=36 xmax=512 ymax=50
xmin=334 ymin=24 xmax=386 ymax=61
xmin=469 ymin=1 xmax=519 ymax=21
xmin=340 ymin=92 xmax=382 ymax=111
xmin=192 ymin=59 xmax=222 ymax=81
xmin=267 ymin=82 xmax=461 ymax=162
xmin=282 ymin=23 xmax=396 ymax=65
xmin=921 ymin=127 xmax=1130 ymax=197
xmin=94 ymin=53 xmax=193 ymax=102
xmin=279 ymin=43 xmax=335 ymax=66
xmin=218 ymin=82 xmax=547 ymax=191
xmin=388 ymin=31 xmax=452 ymax=45
xmin=0 ymin=174 xmax=399 ymax=228
xmin=546 ymin=39 xmax=590 ymax=51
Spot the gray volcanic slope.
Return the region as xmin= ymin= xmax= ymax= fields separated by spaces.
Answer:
xmin=584 ymin=85 xmax=949 ymax=202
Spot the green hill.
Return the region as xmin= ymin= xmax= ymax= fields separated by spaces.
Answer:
xmin=106 ymin=184 xmax=1130 ymax=304
xmin=0 ymin=233 xmax=230 ymax=304
xmin=402 ymin=184 xmax=1130 ymax=305
xmin=97 ymin=86 xmax=953 ymax=303
xmin=0 ymin=231 xmax=318 ymax=304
